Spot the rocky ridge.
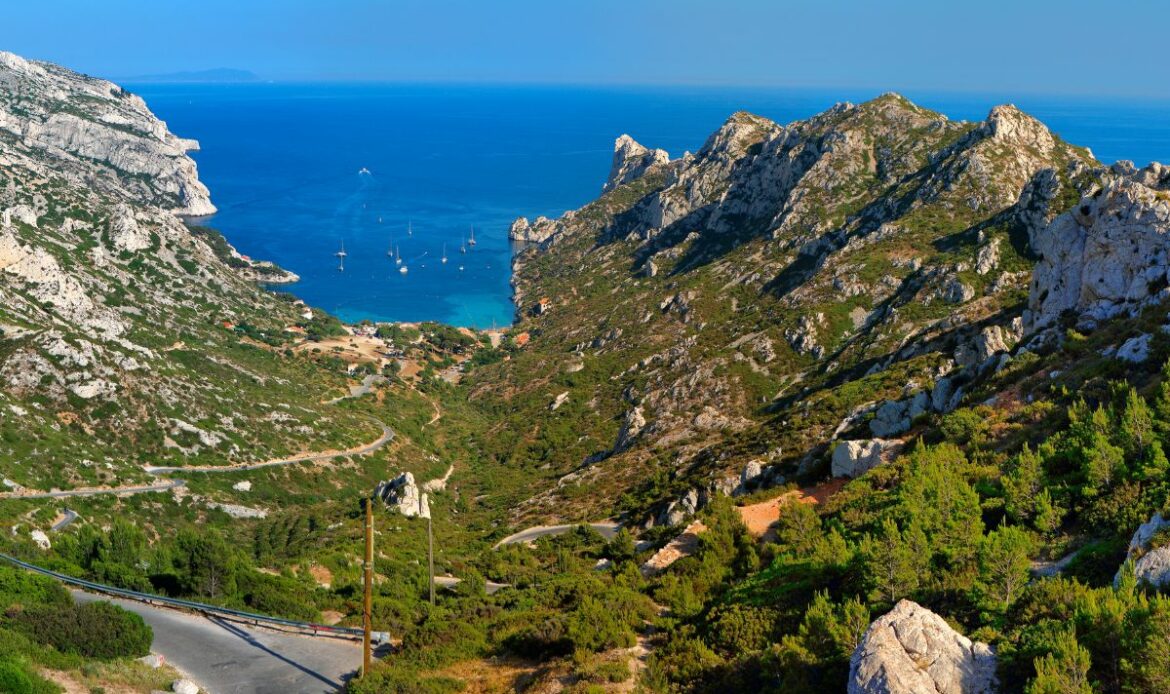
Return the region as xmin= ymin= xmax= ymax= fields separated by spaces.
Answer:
xmin=489 ymin=92 xmax=1104 ymax=523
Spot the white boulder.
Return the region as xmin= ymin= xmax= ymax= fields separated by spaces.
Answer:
xmin=849 ymin=600 xmax=998 ymax=694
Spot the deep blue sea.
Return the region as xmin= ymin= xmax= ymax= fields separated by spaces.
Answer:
xmin=130 ymin=83 xmax=1170 ymax=327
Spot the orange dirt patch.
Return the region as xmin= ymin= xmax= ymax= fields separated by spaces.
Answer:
xmin=736 ymin=478 xmax=847 ymax=539
xmin=641 ymin=521 xmax=708 ymax=575
xmin=308 ymin=563 xmax=333 ymax=588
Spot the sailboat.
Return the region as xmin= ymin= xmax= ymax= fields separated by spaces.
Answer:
xmin=407 ymin=221 xmax=413 ymax=237
xmin=468 ymin=225 xmax=477 ymax=246
xmin=441 ymin=243 xmax=448 ymax=264
xmin=335 ymin=240 xmax=347 ymax=272
xmin=460 ymin=237 xmax=467 ymax=254
xmin=394 ymin=245 xmax=402 ymax=266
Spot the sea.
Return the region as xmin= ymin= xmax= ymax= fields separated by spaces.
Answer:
xmin=129 ymin=83 xmax=1170 ymax=328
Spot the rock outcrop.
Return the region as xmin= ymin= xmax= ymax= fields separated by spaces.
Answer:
xmin=0 ymin=50 xmax=214 ymax=215
xmin=375 ymin=472 xmax=430 ymax=518
xmin=849 ymin=600 xmax=998 ymax=694
xmin=1028 ymin=177 xmax=1170 ymax=332
xmin=509 ymin=215 xmax=561 ymax=244
xmin=1115 ymin=512 xmax=1170 ymax=589
xmin=832 ymin=439 xmax=901 ymax=478
xmin=603 ymin=134 xmax=669 ymax=193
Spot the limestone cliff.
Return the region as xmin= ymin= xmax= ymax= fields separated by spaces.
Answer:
xmin=0 ymin=52 xmax=351 ymax=492
xmin=0 ymin=51 xmax=214 ymax=216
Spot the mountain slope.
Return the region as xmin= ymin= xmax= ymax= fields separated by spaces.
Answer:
xmin=0 ymin=52 xmax=369 ymax=493
xmin=481 ymin=93 xmax=1103 ymax=525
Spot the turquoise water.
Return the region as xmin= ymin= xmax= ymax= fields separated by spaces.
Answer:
xmin=131 ymin=83 xmax=1170 ymax=327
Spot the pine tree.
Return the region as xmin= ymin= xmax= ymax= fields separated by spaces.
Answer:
xmin=862 ymin=517 xmax=926 ymax=605
xmin=1118 ymin=386 xmax=1154 ymax=457
xmin=1004 ymin=444 xmax=1044 ymax=522
xmin=978 ymin=525 xmax=1034 ymax=613
xmin=1026 ymin=628 xmax=1092 ymax=694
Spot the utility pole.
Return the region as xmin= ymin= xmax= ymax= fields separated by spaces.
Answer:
xmin=362 ymin=497 xmax=373 ymax=678
xmin=427 ymin=500 xmax=436 ymax=606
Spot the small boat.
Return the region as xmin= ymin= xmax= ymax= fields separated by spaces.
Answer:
xmin=460 ymin=237 xmax=467 ymax=254
xmin=394 ymin=245 xmax=402 ymax=265
xmin=399 ymin=264 xmax=408 ymax=274
xmin=407 ymin=221 xmax=413 ymax=237
xmin=358 ymin=167 xmax=371 ymax=175
xmin=441 ymin=243 xmax=448 ymax=264
xmin=335 ymin=240 xmax=347 ymax=271
xmin=458 ymin=265 xmax=464 ymax=271
xmin=468 ymin=225 xmax=477 ymax=246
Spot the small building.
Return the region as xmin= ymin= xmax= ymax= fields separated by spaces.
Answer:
xmin=532 ymin=297 xmax=552 ymax=316
xmin=513 ymin=331 xmax=530 ymax=348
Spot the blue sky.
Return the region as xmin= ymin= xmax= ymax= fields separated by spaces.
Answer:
xmin=3 ymin=0 xmax=1168 ymax=97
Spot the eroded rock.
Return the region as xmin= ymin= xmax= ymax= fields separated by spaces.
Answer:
xmin=849 ymin=600 xmax=998 ymax=694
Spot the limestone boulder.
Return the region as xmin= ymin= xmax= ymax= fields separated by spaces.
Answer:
xmin=849 ymin=600 xmax=998 ymax=694
xmin=832 ymin=439 xmax=901 ymax=478
xmin=1116 ymin=513 xmax=1170 ymax=588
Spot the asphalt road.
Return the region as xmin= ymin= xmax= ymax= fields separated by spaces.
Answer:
xmin=73 ymin=591 xmax=359 ymax=694
xmin=494 ymin=521 xmax=621 ymax=548
xmin=3 ymin=479 xmax=185 ymax=500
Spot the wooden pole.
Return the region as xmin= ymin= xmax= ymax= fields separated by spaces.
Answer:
xmin=362 ymin=497 xmax=373 ymax=677
xmin=427 ymin=512 xmax=435 ymax=606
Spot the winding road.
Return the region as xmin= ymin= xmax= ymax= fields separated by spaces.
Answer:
xmin=72 ymin=591 xmax=359 ymax=694
xmin=494 ymin=521 xmax=621 ymax=548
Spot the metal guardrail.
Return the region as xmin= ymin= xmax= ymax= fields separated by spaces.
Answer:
xmin=0 ymin=552 xmax=387 ymax=643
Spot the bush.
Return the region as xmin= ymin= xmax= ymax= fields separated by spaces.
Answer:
xmin=7 ymin=600 xmax=152 ymax=660
xmin=0 ymin=658 xmax=58 ymax=694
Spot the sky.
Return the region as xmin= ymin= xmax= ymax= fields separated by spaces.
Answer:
xmin=3 ymin=0 xmax=1169 ymax=97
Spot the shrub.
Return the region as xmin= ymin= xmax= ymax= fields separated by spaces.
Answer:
xmin=0 ymin=658 xmax=58 ymax=694
xmin=7 ymin=600 xmax=152 ymax=660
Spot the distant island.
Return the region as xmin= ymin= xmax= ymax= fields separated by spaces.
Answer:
xmin=121 ymin=67 xmax=259 ymax=83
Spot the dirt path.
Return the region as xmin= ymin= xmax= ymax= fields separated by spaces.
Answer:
xmin=1 ymin=418 xmax=393 ymax=501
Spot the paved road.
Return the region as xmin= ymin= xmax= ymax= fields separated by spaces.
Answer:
xmin=433 ymin=574 xmax=510 ymax=595
xmin=73 ymin=591 xmax=359 ymax=694
xmin=1 ymin=479 xmax=185 ymax=501
xmin=51 ymin=509 xmax=79 ymax=531
xmin=494 ymin=521 xmax=621 ymax=548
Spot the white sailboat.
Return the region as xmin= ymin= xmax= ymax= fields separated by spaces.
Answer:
xmin=394 ymin=245 xmax=402 ymax=266
xmin=407 ymin=220 xmax=413 ymax=237
xmin=335 ymin=240 xmax=347 ymax=272
xmin=460 ymin=236 xmax=467 ymax=254
xmin=441 ymin=243 xmax=448 ymax=264
xmin=468 ymin=225 xmax=476 ymax=246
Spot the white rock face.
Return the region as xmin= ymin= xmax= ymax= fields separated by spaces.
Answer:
xmin=603 ymin=134 xmax=669 ymax=193
xmin=232 ymin=480 xmax=252 ymax=492
xmin=509 ymin=215 xmax=561 ymax=243
xmin=1117 ymin=333 xmax=1152 ymax=363
xmin=376 ymin=472 xmax=427 ymax=517
xmin=1028 ymin=179 xmax=1170 ymax=332
xmin=849 ymin=600 xmax=998 ymax=694
xmin=614 ymin=406 xmax=647 ymax=452
xmin=870 ymin=391 xmax=930 ymax=437
xmin=1116 ymin=513 xmax=1170 ymax=588
xmin=0 ymin=51 xmax=214 ymax=216
xmin=832 ymin=439 xmax=901 ymax=478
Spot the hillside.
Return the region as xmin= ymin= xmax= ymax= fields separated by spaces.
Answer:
xmin=8 ymin=49 xmax=1170 ymax=694
xmin=476 ymin=93 xmax=1102 ymax=525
